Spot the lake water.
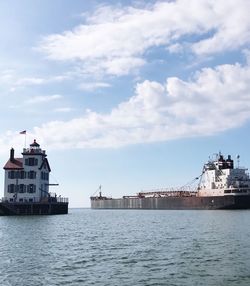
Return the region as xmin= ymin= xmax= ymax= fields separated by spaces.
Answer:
xmin=0 ymin=209 xmax=250 ymax=286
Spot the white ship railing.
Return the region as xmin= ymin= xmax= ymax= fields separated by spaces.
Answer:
xmin=139 ymin=186 xmax=197 ymax=196
xmin=138 ymin=187 xmax=198 ymax=198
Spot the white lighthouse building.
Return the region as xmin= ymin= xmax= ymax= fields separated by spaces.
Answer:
xmin=3 ymin=140 xmax=51 ymax=203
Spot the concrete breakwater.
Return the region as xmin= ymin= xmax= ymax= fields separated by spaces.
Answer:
xmin=0 ymin=201 xmax=68 ymax=215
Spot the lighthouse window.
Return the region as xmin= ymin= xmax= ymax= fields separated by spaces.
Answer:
xmin=19 ymin=184 xmax=26 ymax=193
xmin=41 ymin=172 xmax=49 ymax=180
xmin=25 ymin=158 xmax=38 ymax=166
xmin=28 ymin=171 xmax=36 ymax=179
xmin=20 ymin=171 xmax=26 ymax=179
xmin=15 ymin=185 xmax=19 ymax=193
xmin=27 ymin=184 xmax=36 ymax=193
xmin=8 ymin=171 xmax=16 ymax=179
xmin=29 ymin=158 xmax=34 ymax=166
xmin=7 ymin=184 xmax=15 ymax=193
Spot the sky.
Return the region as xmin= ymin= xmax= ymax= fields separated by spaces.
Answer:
xmin=1 ymin=0 xmax=250 ymax=207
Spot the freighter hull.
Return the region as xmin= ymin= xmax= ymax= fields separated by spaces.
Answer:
xmin=91 ymin=152 xmax=250 ymax=210
xmin=91 ymin=195 xmax=250 ymax=210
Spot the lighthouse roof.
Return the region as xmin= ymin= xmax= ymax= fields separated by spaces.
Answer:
xmin=39 ymin=158 xmax=51 ymax=172
xmin=30 ymin=139 xmax=40 ymax=147
xmin=3 ymin=158 xmax=23 ymax=170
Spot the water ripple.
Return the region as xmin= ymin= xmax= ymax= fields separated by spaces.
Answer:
xmin=1 ymin=209 xmax=250 ymax=286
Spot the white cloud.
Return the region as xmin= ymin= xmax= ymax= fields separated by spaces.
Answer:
xmin=0 ymin=72 xmax=45 ymax=89
xmin=2 ymin=61 xmax=247 ymax=151
xmin=15 ymin=77 xmax=45 ymax=86
xmin=0 ymin=70 xmax=15 ymax=84
xmin=38 ymin=0 xmax=250 ymax=76
xmin=26 ymin=94 xmax=62 ymax=105
xmin=78 ymin=81 xmax=111 ymax=91
xmin=0 ymin=69 xmax=71 ymax=92
xmin=167 ymin=43 xmax=183 ymax=54
xmin=0 ymin=130 xmax=25 ymax=155
xmin=54 ymin=107 xmax=73 ymax=113
xmin=192 ymin=0 xmax=250 ymax=55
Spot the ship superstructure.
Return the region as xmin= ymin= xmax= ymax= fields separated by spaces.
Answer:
xmin=198 ymin=153 xmax=250 ymax=197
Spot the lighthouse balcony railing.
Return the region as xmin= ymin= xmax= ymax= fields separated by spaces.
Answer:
xmin=50 ymin=196 xmax=69 ymax=203
xmin=22 ymin=148 xmax=46 ymax=154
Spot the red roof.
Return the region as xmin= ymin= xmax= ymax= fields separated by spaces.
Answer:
xmin=3 ymin=158 xmax=23 ymax=170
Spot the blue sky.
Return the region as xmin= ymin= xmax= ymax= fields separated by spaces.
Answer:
xmin=1 ymin=0 xmax=250 ymax=207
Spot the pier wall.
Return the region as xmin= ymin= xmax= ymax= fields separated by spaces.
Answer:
xmin=0 ymin=202 xmax=68 ymax=215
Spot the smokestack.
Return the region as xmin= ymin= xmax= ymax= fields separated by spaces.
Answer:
xmin=10 ymin=148 xmax=15 ymax=162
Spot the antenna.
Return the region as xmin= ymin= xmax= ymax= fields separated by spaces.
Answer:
xmin=92 ymin=185 xmax=102 ymax=197
xmin=237 ymin=155 xmax=240 ymax=168
xmin=99 ymin=185 xmax=102 ymax=197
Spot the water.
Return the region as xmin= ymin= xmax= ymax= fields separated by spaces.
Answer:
xmin=0 ymin=209 xmax=250 ymax=286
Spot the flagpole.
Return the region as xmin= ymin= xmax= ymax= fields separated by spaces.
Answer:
xmin=19 ymin=130 xmax=27 ymax=149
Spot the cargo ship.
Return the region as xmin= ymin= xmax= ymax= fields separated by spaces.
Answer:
xmin=91 ymin=153 xmax=250 ymax=210
xmin=0 ymin=139 xmax=68 ymax=215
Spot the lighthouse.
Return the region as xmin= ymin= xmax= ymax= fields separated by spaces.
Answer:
xmin=3 ymin=140 xmax=51 ymax=203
